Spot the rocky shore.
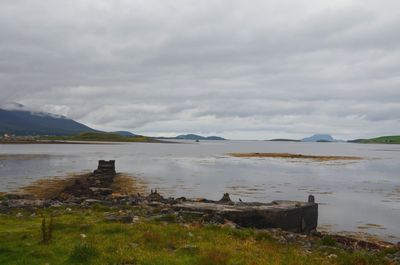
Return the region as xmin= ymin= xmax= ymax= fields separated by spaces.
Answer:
xmin=1 ymin=160 xmax=399 ymax=264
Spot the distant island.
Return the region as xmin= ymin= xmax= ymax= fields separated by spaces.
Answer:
xmin=160 ymin=134 xmax=226 ymax=140
xmin=268 ymin=134 xmax=400 ymax=144
xmin=267 ymin=134 xmax=342 ymax=143
xmin=269 ymin=139 xmax=301 ymax=142
xmin=301 ymin=134 xmax=338 ymax=142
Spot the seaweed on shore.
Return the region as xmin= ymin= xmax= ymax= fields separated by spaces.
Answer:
xmin=228 ymin=153 xmax=363 ymax=162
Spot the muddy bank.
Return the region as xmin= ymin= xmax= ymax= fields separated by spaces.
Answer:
xmin=0 ymin=154 xmax=53 ymax=161
xmin=228 ymin=152 xmax=363 ymax=161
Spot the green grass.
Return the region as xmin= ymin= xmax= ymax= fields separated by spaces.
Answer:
xmin=39 ymin=132 xmax=161 ymax=143
xmin=0 ymin=206 xmax=393 ymax=265
xmin=352 ymin=135 xmax=400 ymax=144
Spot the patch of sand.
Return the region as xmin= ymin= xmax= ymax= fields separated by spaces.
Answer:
xmin=0 ymin=154 xmax=52 ymax=161
xmin=228 ymin=152 xmax=363 ymax=161
xmin=18 ymin=173 xmax=147 ymax=199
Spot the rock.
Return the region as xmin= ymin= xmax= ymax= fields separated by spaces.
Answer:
xmin=285 ymin=233 xmax=296 ymax=242
xmin=180 ymin=244 xmax=198 ymax=253
xmin=221 ymin=220 xmax=239 ymax=229
xmin=89 ymin=187 xmax=113 ymax=196
xmin=83 ymin=199 xmax=102 ymax=204
xmin=147 ymin=190 xmax=164 ymax=202
xmin=201 ymin=213 xmax=225 ymax=224
xmin=7 ymin=199 xmax=45 ymax=208
xmin=129 ymin=243 xmax=139 ymax=248
xmin=148 ymin=201 xmax=165 ymax=207
xmin=327 ymin=254 xmax=338 ymax=259
xmin=303 ymin=242 xmax=312 ymax=249
xmin=0 ymin=205 xmax=8 ymax=212
xmin=310 ymin=229 xmax=322 ymax=237
xmin=49 ymin=200 xmax=63 ymax=208
xmin=167 ymin=243 xmax=176 ymax=251
xmin=4 ymin=193 xmax=34 ymax=200
xmin=278 ymin=236 xmax=288 ymax=244
xmin=219 ymin=193 xmax=232 ymax=203
xmin=160 ymin=208 xmax=174 ymax=215
xmin=104 ymin=214 xmax=135 ymax=223
xmin=176 ymin=197 xmax=187 ymax=203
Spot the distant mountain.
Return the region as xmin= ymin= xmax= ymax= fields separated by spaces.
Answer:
xmin=113 ymin=131 xmax=137 ymax=137
xmin=175 ymin=134 xmax=226 ymax=140
xmin=348 ymin=135 xmax=400 ymax=144
xmin=0 ymin=108 xmax=97 ymax=136
xmin=41 ymin=132 xmax=162 ymax=143
xmin=301 ymin=134 xmax=336 ymax=142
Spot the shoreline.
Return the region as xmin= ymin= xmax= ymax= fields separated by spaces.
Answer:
xmin=1 ymin=171 xmax=396 ymax=247
xmin=0 ymin=139 xmax=178 ymax=145
xmin=1 ymin=169 xmax=399 ymax=264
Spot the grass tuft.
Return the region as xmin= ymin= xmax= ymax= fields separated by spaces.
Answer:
xmin=198 ymin=249 xmax=231 ymax=265
xmin=69 ymin=243 xmax=99 ymax=263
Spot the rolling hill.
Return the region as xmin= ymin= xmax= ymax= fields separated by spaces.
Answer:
xmin=0 ymin=108 xmax=97 ymax=136
xmin=40 ymin=132 xmax=160 ymax=143
xmin=349 ymin=135 xmax=400 ymax=144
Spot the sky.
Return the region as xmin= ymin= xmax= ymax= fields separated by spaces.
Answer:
xmin=0 ymin=0 xmax=399 ymax=140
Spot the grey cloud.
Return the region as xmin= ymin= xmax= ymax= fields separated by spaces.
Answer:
xmin=0 ymin=0 xmax=399 ymax=139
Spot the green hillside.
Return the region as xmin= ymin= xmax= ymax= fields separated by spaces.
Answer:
xmin=349 ymin=135 xmax=400 ymax=144
xmin=40 ymin=132 xmax=161 ymax=143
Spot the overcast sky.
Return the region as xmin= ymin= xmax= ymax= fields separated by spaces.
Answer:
xmin=1 ymin=0 xmax=399 ymax=139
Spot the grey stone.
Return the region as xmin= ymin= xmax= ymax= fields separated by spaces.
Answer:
xmin=89 ymin=187 xmax=113 ymax=196
xmin=83 ymin=199 xmax=102 ymax=204
xmin=219 ymin=193 xmax=232 ymax=203
xmin=173 ymin=199 xmax=318 ymax=233
xmin=104 ymin=214 xmax=135 ymax=223
xmin=7 ymin=199 xmax=45 ymax=208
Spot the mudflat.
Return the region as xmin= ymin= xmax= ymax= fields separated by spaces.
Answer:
xmin=228 ymin=152 xmax=363 ymax=161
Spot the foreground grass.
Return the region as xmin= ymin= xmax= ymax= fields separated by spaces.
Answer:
xmin=0 ymin=206 xmax=393 ymax=265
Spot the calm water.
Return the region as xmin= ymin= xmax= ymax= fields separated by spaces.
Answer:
xmin=1 ymin=141 xmax=399 ymax=241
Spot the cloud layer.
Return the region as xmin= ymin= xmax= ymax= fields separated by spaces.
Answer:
xmin=1 ymin=0 xmax=399 ymax=139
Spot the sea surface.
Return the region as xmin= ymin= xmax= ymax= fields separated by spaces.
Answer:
xmin=1 ymin=140 xmax=399 ymax=242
